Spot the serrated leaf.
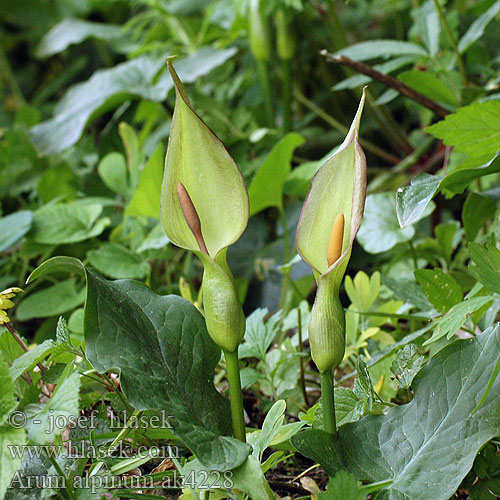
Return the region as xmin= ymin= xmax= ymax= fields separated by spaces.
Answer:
xmin=0 ymin=211 xmax=32 ymax=252
xmin=238 ymin=309 xmax=281 ymax=361
xmin=425 ymin=101 xmax=500 ymax=159
xmin=25 ymin=372 xmax=81 ymax=444
xmin=414 ymin=269 xmax=462 ymax=313
xmin=87 ymin=243 xmax=150 ymax=279
xmin=468 ymin=241 xmax=500 ymax=294
xmin=292 ymin=326 xmax=500 ymax=500
xmin=321 ymin=470 xmax=366 ymax=500
xmin=16 ymin=279 xmax=85 ymax=321
xmin=29 ymin=202 xmax=110 ymax=245
xmin=84 ymin=269 xmax=250 ymax=470
xmin=248 ymin=133 xmax=305 ymax=215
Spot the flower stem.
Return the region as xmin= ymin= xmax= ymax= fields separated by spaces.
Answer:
xmin=256 ymin=58 xmax=273 ymax=127
xmin=320 ymin=370 xmax=336 ymax=434
xmin=224 ymin=349 xmax=246 ymax=442
xmin=281 ymin=58 xmax=292 ymax=133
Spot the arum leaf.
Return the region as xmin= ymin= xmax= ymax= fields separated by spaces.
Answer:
xmin=161 ymin=61 xmax=248 ymax=258
xmin=292 ymin=326 xmax=500 ymax=500
xmin=296 ymin=90 xmax=366 ymax=276
xmin=84 ymin=269 xmax=250 ymax=470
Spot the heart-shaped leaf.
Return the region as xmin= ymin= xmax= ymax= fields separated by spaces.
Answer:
xmin=292 ymin=326 xmax=500 ymax=500
xmin=84 ymin=269 xmax=250 ymax=470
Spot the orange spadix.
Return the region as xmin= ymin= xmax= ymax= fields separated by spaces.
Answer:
xmin=327 ymin=213 xmax=344 ymax=267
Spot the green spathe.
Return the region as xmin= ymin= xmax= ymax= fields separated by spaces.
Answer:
xmin=160 ymin=61 xmax=248 ymax=353
xmin=160 ymin=60 xmax=249 ymax=259
xmin=296 ymin=89 xmax=367 ymax=372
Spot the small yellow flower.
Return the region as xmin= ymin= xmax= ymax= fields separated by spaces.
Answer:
xmin=0 ymin=287 xmax=23 ymax=325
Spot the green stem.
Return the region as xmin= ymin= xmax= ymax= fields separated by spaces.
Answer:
xmin=45 ymin=450 xmax=75 ymax=500
xmin=432 ymin=0 xmax=468 ymax=86
xmin=320 ymin=370 xmax=336 ymax=434
xmin=281 ymin=58 xmax=292 ymax=132
xmin=224 ymin=349 xmax=246 ymax=442
xmin=256 ymin=58 xmax=273 ymax=127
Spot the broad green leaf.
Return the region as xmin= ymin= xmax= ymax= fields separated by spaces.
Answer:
xmin=462 ymin=192 xmax=496 ymax=241
xmin=97 ymin=152 xmax=130 ymax=198
xmin=468 ymin=241 xmax=500 ymax=294
xmin=16 ymin=279 xmax=86 ymax=321
xmin=29 ymin=47 xmax=237 ymax=155
xmin=27 ymin=256 xmax=85 ymax=283
xmin=397 ymin=155 xmax=500 ymax=227
xmin=25 ymin=372 xmax=81 ymax=443
xmin=36 ymin=19 xmax=127 ymax=57
xmin=29 ymin=202 xmax=110 ymax=245
xmin=398 ymin=70 xmax=458 ymax=107
xmin=0 ymin=211 xmax=32 ymax=252
xmin=292 ymin=326 xmax=500 ymax=500
xmin=248 ymin=133 xmax=305 ymax=215
xmin=321 ymin=471 xmax=366 ymax=500
xmin=84 ymin=269 xmax=250 ymax=470
xmin=238 ymin=308 xmax=282 ymax=361
xmin=414 ymin=268 xmax=462 ymax=313
xmin=424 ymin=296 xmax=494 ymax=345
xmin=357 ymin=193 xmax=421 ymax=254
xmin=161 ymin=60 xmax=248 ymax=258
xmin=335 ymin=40 xmax=428 ymax=61
xmin=126 ymin=144 xmax=164 ymax=219
xmin=458 ymin=0 xmax=500 ymax=54
xmin=9 ymin=339 xmax=56 ymax=381
xmin=390 ymin=344 xmax=425 ymax=389
xmin=0 ymin=427 xmax=26 ymax=500
xmin=87 ymin=243 xmax=150 ymax=279
xmin=0 ymin=361 xmax=17 ymax=426
xmin=425 ymin=101 xmax=500 ymax=159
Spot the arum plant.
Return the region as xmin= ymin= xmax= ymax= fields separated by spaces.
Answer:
xmin=161 ymin=60 xmax=249 ymax=442
xmin=296 ymin=89 xmax=367 ymax=434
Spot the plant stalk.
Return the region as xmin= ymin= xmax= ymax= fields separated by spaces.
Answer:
xmin=224 ymin=349 xmax=246 ymax=442
xmin=256 ymin=58 xmax=273 ymax=127
xmin=281 ymin=58 xmax=292 ymax=132
xmin=320 ymin=370 xmax=336 ymax=434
